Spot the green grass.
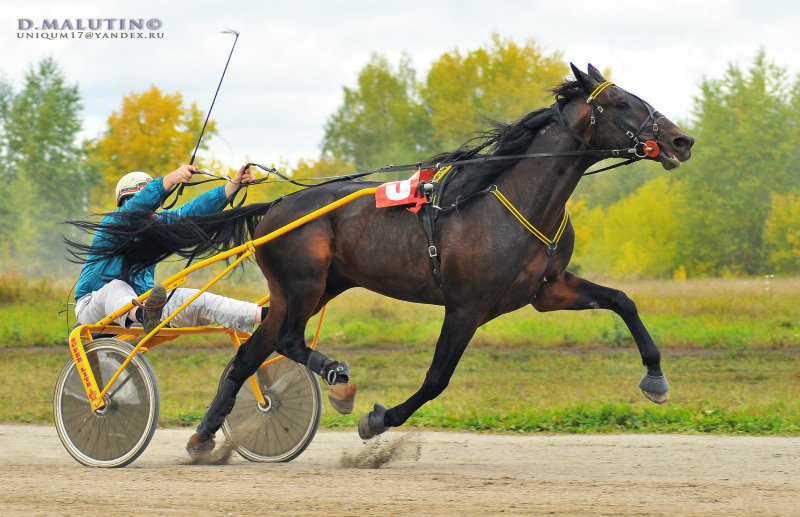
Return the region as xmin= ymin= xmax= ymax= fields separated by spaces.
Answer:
xmin=4 ymin=345 xmax=798 ymax=434
xmin=1 ymin=273 xmax=799 ymax=434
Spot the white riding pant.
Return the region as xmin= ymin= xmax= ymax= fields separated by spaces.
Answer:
xmin=75 ymin=279 xmax=259 ymax=333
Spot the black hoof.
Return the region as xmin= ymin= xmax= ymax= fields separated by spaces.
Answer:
xmin=639 ymin=373 xmax=669 ymax=404
xmin=358 ymin=403 xmax=387 ymax=440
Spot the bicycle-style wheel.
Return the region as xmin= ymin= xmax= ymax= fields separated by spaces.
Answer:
xmin=53 ymin=338 xmax=159 ymax=468
xmin=221 ymin=353 xmax=322 ymax=462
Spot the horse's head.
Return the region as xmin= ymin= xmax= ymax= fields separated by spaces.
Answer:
xmin=570 ymin=63 xmax=694 ymax=170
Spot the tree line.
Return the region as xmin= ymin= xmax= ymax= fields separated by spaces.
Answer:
xmin=1 ymin=38 xmax=799 ymax=278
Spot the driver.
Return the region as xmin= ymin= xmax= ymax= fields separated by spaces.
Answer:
xmin=74 ymin=164 xmax=266 ymax=334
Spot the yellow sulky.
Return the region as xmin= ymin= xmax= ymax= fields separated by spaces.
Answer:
xmin=67 ymin=187 xmax=377 ymax=410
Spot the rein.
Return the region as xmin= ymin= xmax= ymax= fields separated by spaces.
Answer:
xmin=160 ymin=164 xmax=304 ymax=210
xmin=160 ymin=112 xmax=659 ymax=210
xmin=160 ymin=141 xmax=654 ymax=210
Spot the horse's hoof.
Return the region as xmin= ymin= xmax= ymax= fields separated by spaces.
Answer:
xmin=329 ymin=383 xmax=358 ymax=415
xmin=358 ymin=403 xmax=388 ymax=440
xmin=639 ymin=373 xmax=670 ymax=404
xmin=186 ymin=433 xmax=215 ymax=459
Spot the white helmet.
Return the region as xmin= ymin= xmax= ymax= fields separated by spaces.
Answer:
xmin=115 ymin=171 xmax=153 ymax=206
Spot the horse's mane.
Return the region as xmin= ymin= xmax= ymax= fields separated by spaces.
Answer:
xmin=65 ymin=201 xmax=275 ymax=285
xmin=422 ymin=79 xmax=585 ymax=200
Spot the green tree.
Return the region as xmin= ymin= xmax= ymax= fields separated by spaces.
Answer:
xmin=0 ymin=57 xmax=89 ymax=271
xmin=422 ymin=33 xmax=567 ymax=151
xmin=322 ymin=53 xmax=431 ymax=171
xmin=673 ymin=51 xmax=800 ymax=276
xmin=322 ymin=36 xmax=568 ymax=172
xmin=87 ymin=86 xmax=215 ymax=212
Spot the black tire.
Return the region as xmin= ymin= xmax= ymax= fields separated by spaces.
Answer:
xmin=53 ymin=338 xmax=159 ymax=468
xmin=221 ymin=353 xmax=322 ymax=462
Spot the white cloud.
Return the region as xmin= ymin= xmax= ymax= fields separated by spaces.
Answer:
xmin=3 ymin=0 xmax=800 ymax=171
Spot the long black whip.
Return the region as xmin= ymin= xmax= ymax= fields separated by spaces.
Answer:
xmin=162 ymin=29 xmax=239 ymax=209
xmin=190 ymin=29 xmax=239 ymax=166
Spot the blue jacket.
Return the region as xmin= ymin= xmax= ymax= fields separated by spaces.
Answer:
xmin=75 ymin=178 xmax=229 ymax=300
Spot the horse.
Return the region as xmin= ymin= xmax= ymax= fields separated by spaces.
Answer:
xmin=70 ymin=64 xmax=694 ymax=454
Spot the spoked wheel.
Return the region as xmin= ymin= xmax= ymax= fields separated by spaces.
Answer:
xmin=221 ymin=353 xmax=322 ymax=462
xmin=53 ymin=338 xmax=159 ymax=468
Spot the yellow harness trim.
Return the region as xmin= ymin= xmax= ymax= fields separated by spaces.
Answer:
xmin=587 ymin=81 xmax=615 ymax=103
xmin=430 ymin=165 xmax=453 ymax=205
xmin=492 ymin=188 xmax=568 ymax=248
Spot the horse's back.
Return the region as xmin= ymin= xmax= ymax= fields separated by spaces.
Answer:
xmin=255 ymin=180 xmax=443 ymax=303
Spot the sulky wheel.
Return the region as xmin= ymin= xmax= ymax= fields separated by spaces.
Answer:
xmin=53 ymin=338 xmax=159 ymax=468
xmin=221 ymin=353 xmax=322 ymax=462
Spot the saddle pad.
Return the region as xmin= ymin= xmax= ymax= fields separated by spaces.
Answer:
xmin=375 ymin=168 xmax=434 ymax=213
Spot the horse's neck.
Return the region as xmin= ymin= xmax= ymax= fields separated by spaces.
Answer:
xmin=495 ymin=122 xmax=595 ymax=230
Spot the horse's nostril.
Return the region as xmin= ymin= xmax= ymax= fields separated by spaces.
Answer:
xmin=675 ymin=135 xmax=695 ymax=149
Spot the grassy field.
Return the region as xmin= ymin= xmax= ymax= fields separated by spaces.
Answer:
xmin=1 ymin=272 xmax=798 ymax=434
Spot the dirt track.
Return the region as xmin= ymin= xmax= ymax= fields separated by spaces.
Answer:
xmin=1 ymin=424 xmax=798 ymax=516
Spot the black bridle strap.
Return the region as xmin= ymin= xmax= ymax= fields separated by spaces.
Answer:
xmin=582 ymin=157 xmax=639 ymax=176
xmin=585 ymin=86 xmax=665 ymax=154
xmin=551 ymin=100 xmax=594 ymax=149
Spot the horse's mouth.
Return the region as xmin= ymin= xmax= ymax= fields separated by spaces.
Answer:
xmin=659 ymin=149 xmax=683 ymax=170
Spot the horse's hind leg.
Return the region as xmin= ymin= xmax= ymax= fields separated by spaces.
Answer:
xmin=186 ymin=301 xmax=286 ymax=456
xmin=533 ymin=271 xmax=669 ymax=403
xmin=274 ymin=291 xmax=358 ymax=414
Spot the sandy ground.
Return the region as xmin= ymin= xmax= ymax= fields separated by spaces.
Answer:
xmin=0 ymin=424 xmax=798 ymax=516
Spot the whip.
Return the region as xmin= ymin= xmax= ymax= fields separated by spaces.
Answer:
xmin=189 ymin=29 xmax=239 ymax=165
xmin=162 ymin=29 xmax=239 ymax=209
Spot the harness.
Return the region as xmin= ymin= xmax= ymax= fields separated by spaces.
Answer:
xmin=492 ymin=186 xmax=569 ymax=286
xmin=414 ymin=80 xmax=665 ymax=287
xmin=414 ymin=165 xmax=571 ymax=288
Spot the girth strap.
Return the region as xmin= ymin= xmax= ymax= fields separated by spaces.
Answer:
xmin=417 ymin=202 xmax=442 ymax=286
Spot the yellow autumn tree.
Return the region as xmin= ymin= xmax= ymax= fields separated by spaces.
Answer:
xmin=764 ymin=192 xmax=800 ymax=274
xmin=577 ymin=176 xmax=684 ymax=278
xmin=87 ymin=86 xmax=216 ymax=211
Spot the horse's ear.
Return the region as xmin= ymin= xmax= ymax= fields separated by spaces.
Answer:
xmin=587 ymin=64 xmax=607 ymax=83
xmin=570 ymin=63 xmax=596 ymax=90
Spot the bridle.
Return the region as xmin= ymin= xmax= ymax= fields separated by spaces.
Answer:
xmin=580 ymin=80 xmax=665 ymax=164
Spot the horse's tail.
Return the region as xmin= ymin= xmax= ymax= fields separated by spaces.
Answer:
xmin=65 ymin=201 xmax=277 ymax=284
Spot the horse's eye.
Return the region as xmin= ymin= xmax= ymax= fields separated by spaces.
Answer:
xmin=615 ymin=101 xmax=629 ymax=110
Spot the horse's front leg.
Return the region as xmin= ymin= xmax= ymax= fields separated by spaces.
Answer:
xmin=533 ymin=271 xmax=669 ymax=404
xmin=358 ymin=307 xmax=480 ymax=439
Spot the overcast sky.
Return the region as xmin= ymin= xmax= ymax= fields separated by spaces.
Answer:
xmin=3 ymin=0 xmax=800 ymax=171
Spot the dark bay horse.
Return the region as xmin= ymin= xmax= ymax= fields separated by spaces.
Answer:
xmin=74 ymin=64 xmax=693 ymax=452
